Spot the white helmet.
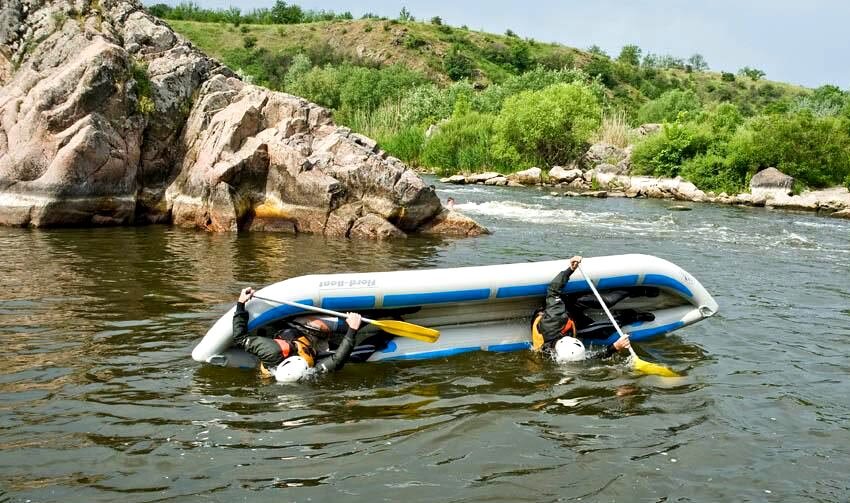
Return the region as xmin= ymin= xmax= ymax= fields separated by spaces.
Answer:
xmin=554 ymin=337 xmax=586 ymax=363
xmin=274 ymin=356 xmax=310 ymax=383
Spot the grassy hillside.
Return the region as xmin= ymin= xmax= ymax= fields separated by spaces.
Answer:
xmin=168 ymin=18 xmax=804 ymax=117
xmin=153 ymin=6 xmax=850 ymax=193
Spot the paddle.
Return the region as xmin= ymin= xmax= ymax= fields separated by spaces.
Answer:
xmin=251 ymin=294 xmax=440 ymax=343
xmin=577 ymin=264 xmax=680 ymax=377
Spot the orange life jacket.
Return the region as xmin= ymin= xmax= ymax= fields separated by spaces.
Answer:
xmin=532 ymin=313 xmax=576 ymax=351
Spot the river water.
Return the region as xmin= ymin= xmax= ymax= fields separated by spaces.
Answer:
xmin=1 ymin=178 xmax=849 ymax=502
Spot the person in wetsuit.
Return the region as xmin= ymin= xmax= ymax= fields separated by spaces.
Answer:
xmin=232 ymin=287 xmax=362 ymax=378
xmin=532 ymin=256 xmax=631 ymax=360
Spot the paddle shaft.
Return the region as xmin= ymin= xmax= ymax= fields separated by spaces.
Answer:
xmin=252 ymin=295 xmax=377 ymax=324
xmin=577 ymin=264 xmax=638 ymax=359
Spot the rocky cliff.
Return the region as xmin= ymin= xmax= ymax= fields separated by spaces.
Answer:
xmin=0 ymin=0 xmax=487 ymax=237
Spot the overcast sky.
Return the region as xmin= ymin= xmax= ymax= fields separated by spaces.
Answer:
xmin=152 ymin=0 xmax=850 ymax=89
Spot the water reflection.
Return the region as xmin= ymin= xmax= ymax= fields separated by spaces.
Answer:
xmin=2 ymin=177 xmax=850 ymax=501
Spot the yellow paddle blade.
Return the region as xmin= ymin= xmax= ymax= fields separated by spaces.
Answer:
xmin=632 ymin=355 xmax=680 ymax=377
xmin=369 ymin=319 xmax=440 ymax=343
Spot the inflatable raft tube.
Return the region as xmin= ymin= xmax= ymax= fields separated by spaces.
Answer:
xmin=193 ymin=254 xmax=718 ymax=367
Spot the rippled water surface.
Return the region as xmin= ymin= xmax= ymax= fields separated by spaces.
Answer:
xmin=2 ymin=179 xmax=849 ymax=502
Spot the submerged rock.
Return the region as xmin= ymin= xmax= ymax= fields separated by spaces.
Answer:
xmin=418 ymin=209 xmax=490 ymax=237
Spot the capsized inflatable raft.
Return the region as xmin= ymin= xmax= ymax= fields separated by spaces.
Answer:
xmin=193 ymin=254 xmax=718 ymax=368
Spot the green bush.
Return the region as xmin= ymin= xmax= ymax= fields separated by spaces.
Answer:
xmin=380 ymin=126 xmax=426 ymax=164
xmin=472 ymin=66 xmax=594 ymax=114
xmin=700 ymin=103 xmax=744 ymax=137
xmin=679 ymin=154 xmax=742 ymax=193
xmin=631 ymin=121 xmax=712 ymax=178
xmin=617 ymin=45 xmax=642 ymax=66
xmin=403 ymin=34 xmax=426 ymax=49
xmin=492 ymin=82 xmax=602 ymax=167
xmin=421 ymin=112 xmax=499 ymax=174
xmin=535 ymin=51 xmax=575 ymax=71
xmin=738 ymin=66 xmax=765 ymax=81
xmin=287 ymin=64 xmax=427 ymax=117
xmin=286 ymin=65 xmax=342 ymax=108
xmin=583 ymin=55 xmax=615 ymax=87
xmin=792 ymin=84 xmax=848 ymax=117
xmin=340 ymin=65 xmax=426 ymax=114
xmin=636 ymin=89 xmax=701 ymax=124
xmin=221 ymin=47 xmax=295 ymax=89
xmin=443 ymin=46 xmax=473 ymax=81
xmin=721 ymin=72 xmax=735 ymax=82
xmin=726 ymin=111 xmax=850 ymax=188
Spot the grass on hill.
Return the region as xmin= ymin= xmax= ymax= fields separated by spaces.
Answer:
xmin=157 ymin=11 xmax=850 ymax=194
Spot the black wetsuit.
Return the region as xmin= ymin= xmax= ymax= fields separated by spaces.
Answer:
xmin=538 ymin=267 xmax=578 ymax=346
xmin=232 ymin=302 xmax=359 ymax=373
xmin=538 ymin=266 xmax=619 ymax=357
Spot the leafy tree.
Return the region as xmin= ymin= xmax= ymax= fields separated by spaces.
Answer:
xmin=617 ymin=45 xmax=642 ymax=66
xmin=738 ymin=66 xmax=766 ymax=81
xmin=226 ymin=6 xmax=241 ymax=25
xmin=637 ymin=89 xmax=701 ymax=124
xmin=430 ymin=16 xmax=442 ymax=25
xmin=146 ymin=3 xmax=170 ymax=17
xmin=283 ymin=52 xmax=312 ymax=87
xmin=505 ymin=29 xmax=518 ymax=38
xmin=584 ymin=55 xmax=615 ymax=87
xmin=721 ymin=72 xmax=735 ymax=82
xmin=399 ymin=7 xmax=413 ymax=21
xmin=587 ymin=45 xmax=608 ymax=57
xmin=493 ymin=82 xmax=602 ymax=166
xmin=508 ymin=40 xmax=532 ymax=72
xmin=687 ymin=53 xmax=708 ymax=71
xmin=443 ymin=45 xmax=473 ymax=81
xmin=270 ymin=1 xmax=303 ymax=24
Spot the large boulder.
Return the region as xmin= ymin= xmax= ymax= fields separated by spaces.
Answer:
xmin=750 ymin=167 xmax=794 ymax=199
xmin=582 ymin=142 xmax=628 ymax=169
xmin=165 ymin=76 xmax=443 ymax=236
xmin=548 ymin=165 xmax=582 ymax=184
xmin=508 ymin=166 xmax=541 ymax=185
xmin=467 ymin=171 xmax=501 ymax=184
xmin=0 ymin=0 xmax=481 ymax=239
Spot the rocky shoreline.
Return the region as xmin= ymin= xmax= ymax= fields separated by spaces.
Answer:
xmin=438 ymin=140 xmax=850 ymax=221
xmin=0 ymin=0 xmax=488 ymax=238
